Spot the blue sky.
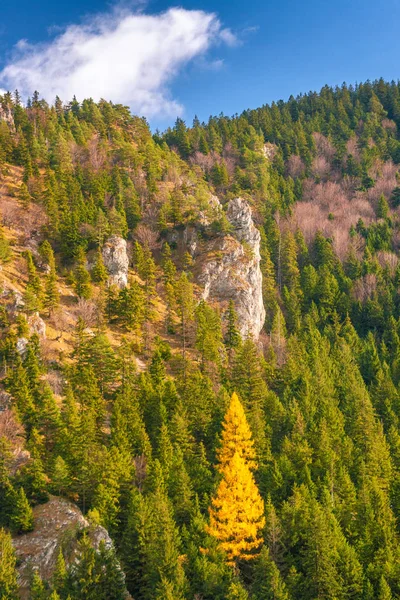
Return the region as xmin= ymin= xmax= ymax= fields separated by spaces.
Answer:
xmin=1 ymin=0 xmax=400 ymax=130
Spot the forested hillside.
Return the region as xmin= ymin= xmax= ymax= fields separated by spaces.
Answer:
xmin=2 ymin=79 xmax=400 ymax=598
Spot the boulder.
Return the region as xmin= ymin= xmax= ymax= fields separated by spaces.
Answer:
xmin=102 ymin=235 xmax=129 ymax=288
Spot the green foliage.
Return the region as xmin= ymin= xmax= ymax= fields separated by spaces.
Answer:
xmin=0 ymin=221 xmax=11 ymax=263
xmin=4 ymin=81 xmax=400 ymax=599
xmin=0 ymin=528 xmax=18 ymax=600
xmin=10 ymin=486 xmax=34 ymax=533
xmin=73 ymin=248 xmax=92 ymax=299
xmin=91 ymin=249 xmax=108 ymax=284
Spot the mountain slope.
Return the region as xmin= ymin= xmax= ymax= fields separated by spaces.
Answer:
xmin=1 ymin=81 xmax=400 ymax=598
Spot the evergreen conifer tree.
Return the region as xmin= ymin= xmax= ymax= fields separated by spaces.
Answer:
xmin=0 ymin=528 xmax=18 ymax=600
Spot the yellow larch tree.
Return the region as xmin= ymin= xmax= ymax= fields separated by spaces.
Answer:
xmin=217 ymin=392 xmax=256 ymax=472
xmin=206 ymin=451 xmax=265 ymax=565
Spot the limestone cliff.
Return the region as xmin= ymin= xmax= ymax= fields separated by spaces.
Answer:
xmin=102 ymin=235 xmax=129 ymax=288
xmin=196 ymin=197 xmax=265 ymax=339
xmin=0 ymin=104 xmax=15 ymax=129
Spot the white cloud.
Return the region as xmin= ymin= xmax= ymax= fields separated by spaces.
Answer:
xmin=0 ymin=7 xmax=236 ymax=118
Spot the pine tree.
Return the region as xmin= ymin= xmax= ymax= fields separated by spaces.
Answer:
xmin=17 ymin=182 xmax=32 ymax=208
xmin=68 ymin=534 xmax=127 ymax=599
xmin=0 ymin=528 xmax=18 ymax=600
xmin=91 ymin=248 xmax=108 ymax=284
xmin=377 ymin=194 xmax=389 ymax=219
xmin=51 ymin=456 xmax=70 ymax=496
xmin=226 ymin=580 xmax=250 ymax=599
xmin=44 ymin=266 xmax=60 ymax=315
xmin=195 ymin=300 xmax=225 ymax=374
xmin=175 ymin=272 xmax=195 ymax=370
xmin=52 ymin=548 xmax=67 ymax=595
xmin=24 ymin=250 xmax=43 ymax=311
xmin=11 ymin=486 xmax=34 ymax=533
xmin=73 ymin=247 xmax=92 ymax=299
xmin=207 ymin=451 xmax=265 ymax=565
xmin=30 ymin=571 xmax=47 ymax=600
xmin=225 ymin=300 xmax=241 ymax=352
xmin=378 ymin=576 xmax=393 ymax=600
xmin=252 ymin=546 xmax=290 ymax=600
xmin=118 ymin=279 xmax=145 ymax=334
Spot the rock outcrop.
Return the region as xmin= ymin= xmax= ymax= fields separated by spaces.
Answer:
xmin=196 ymin=197 xmax=265 ymax=339
xmin=102 ymin=235 xmax=129 ymax=288
xmin=16 ymin=337 xmax=29 ymax=356
xmin=13 ymin=496 xmax=125 ymax=599
xmin=0 ymin=104 xmax=15 ymax=129
xmin=28 ymin=312 xmax=46 ymax=338
xmin=16 ymin=313 xmax=47 ymax=355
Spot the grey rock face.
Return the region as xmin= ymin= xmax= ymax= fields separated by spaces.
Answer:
xmin=0 ymin=286 xmax=25 ymax=311
xmin=16 ymin=337 xmax=29 ymax=356
xmin=13 ymin=496 xmax=127 ymax=599
xmin=0 ymin=389 xmax=12 ymax=412
xmin=102 ymin=235 xmax=129 ymax=288
xmin=28 ymin=312 xmax=46 ymax=338
xmin=0 ymin=105 xmax=15 ymax=129
xmin=197 ymin=197 xmax=265 ymax=339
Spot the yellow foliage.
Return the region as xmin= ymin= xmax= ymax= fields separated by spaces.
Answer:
xmin=217 ymin=392 xmax=256 ymax=472
xmin=206 ymin=451 xmax=265 ymax=564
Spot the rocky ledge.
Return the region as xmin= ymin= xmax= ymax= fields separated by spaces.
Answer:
xmin=12 ymin=496 xmax=123 ymax=599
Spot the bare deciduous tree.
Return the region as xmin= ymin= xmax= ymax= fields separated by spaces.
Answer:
xmin=313 ymin=132 xmax=336 ymax=162
xmin=0 ymin=408 xmax=25 ymax=451
xmin=286 ymin=154 xmax=305 ymax=179
xmin=135 ymin=223 xmax=160 ymax=250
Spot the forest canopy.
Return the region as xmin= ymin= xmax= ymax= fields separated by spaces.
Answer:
xmin=2 ymin=79 xmax=400 ymax=598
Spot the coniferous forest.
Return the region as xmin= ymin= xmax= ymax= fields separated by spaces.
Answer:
xmin=3 ymin=79 xmax=400 ymax=598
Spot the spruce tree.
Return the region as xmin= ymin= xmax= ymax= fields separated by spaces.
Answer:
xmin=30 ymin=571 xmax=47 ymax=600
xmin=10 ymin=486 xmax=34 ymax=533
xmin=91 ymin=248 xmax=108 ymax=284
xmin=0 ymin=528 xmax=18 ymax=600
xmin=73 ymin=247 xmax=92 ymax=299
xmin=252 ymin=546 xmax=290 ymax=600
xmin=52 ymin=548 xmax=67 ymax=595
xmin=44 ymin=246 xmax=60 ymax=315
